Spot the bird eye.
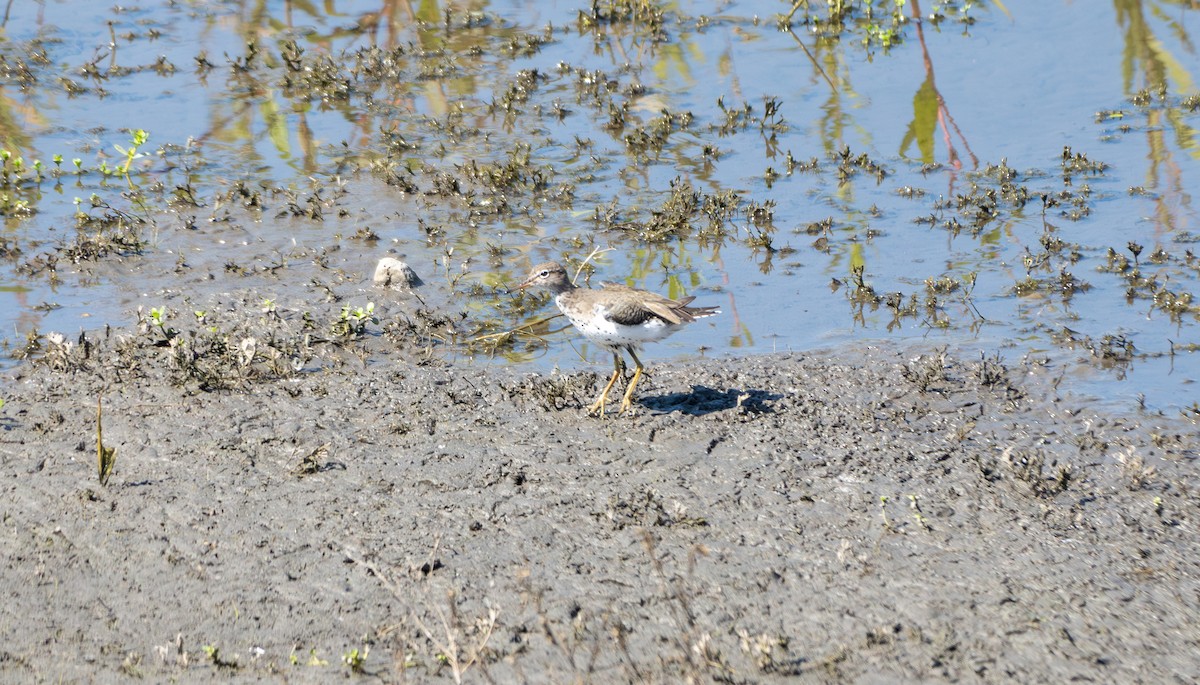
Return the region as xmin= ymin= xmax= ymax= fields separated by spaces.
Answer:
xmin=540 ymin=270 xmax=549 ymax=277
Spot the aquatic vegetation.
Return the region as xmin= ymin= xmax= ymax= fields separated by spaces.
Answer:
xmin=0 ymin=0 xmax=1191 ymax=412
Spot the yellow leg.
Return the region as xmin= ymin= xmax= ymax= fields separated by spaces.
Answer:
xmin=618 ymin=349 xmax=645 ymax=415
xmin=588 ymin=353 xmax=623 ymax=416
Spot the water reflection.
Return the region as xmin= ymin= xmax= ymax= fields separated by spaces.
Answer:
xmin=1114 ymin=0 xmax=1198 ymax=238
xmin=899 ymin=0 xmax=979 ymax=175
xmin=0 ymin=0 xmax=1194 ymax=409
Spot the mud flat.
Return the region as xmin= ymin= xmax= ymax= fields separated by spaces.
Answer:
xmin=0 ymin=328 xmax=1196 ymax=682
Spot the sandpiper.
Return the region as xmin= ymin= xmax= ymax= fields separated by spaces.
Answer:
xmin=516 ymin=261 xmax=718 ymax=415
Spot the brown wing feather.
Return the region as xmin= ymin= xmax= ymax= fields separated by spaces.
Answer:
xmin=597 ymin=284 xmax=716 ymax=326
xmin=603 ymin=297 xmax=662 ymax=326
xmin=594 ymin=282 xmax=718 ymax=325
xmin=642 ymin=300 xmax=684 ymax=325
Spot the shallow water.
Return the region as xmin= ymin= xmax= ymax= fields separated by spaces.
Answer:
xmin=0 ymin=0 xmax=1197 ymax=411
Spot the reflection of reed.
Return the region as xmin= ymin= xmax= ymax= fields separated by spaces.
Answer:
xmin=5 ymin=285 xmax=41 ymax=337
xmin=904 ymin=0 xmax=978 ymax=175
xmin=199 ymin=0 xmax=454 ymax=175
xmin=1114 ymin=0 xmax=1198 ymax=238
xmin=782 ymin=29 xmax=839 ymax=95
xmin=0 ymin=88 xmax=35 ymax=170
xmin=1 ymin=0 xmax=25 ymax=29
xmin=354 ymin=0 xmax=417 ymax=49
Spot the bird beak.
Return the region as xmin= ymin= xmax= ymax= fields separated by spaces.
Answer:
xmin=505 ymin=277 xmax=532 ymax=295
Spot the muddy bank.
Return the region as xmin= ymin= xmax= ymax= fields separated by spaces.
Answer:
xmin=0 ymin=330 xmax=1197 ymax=682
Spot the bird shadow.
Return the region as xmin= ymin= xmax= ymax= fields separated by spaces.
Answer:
xmin=639 ymin=385 xmax=782 ymax=416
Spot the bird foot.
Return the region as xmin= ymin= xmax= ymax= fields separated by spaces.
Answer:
xmin=588 ymin=365 xmax=623 ymax=417
xmin=617 ymin=366 xmax=643 ymax=415
xmin=587 ymin=398 xmax=607 ymax=416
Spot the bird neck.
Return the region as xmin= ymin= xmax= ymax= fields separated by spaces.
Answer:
xmin=547 ymin=280 xmax=577 ymax=297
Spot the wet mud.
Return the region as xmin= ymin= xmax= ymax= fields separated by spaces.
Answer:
xmin=1 ymin=330 xmax=1196 ymax=682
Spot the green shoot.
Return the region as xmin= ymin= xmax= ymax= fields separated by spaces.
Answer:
xmin=113 ymin=129 xmax=149 ymax=186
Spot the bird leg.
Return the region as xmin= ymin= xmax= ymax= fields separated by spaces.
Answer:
xmin=588 ymin=352 xmax=624 ymax=416
xmin=617 ymin=349 xmax=645 ymax=415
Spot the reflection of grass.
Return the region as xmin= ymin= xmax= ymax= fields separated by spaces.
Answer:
xmin=0 ymin=67 xmax=35 ymax=169
xmin=1116 ymin=0 xmax=1197 ymax=97
xmin=1113 ymin=0 xmax=1200 ymax=243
